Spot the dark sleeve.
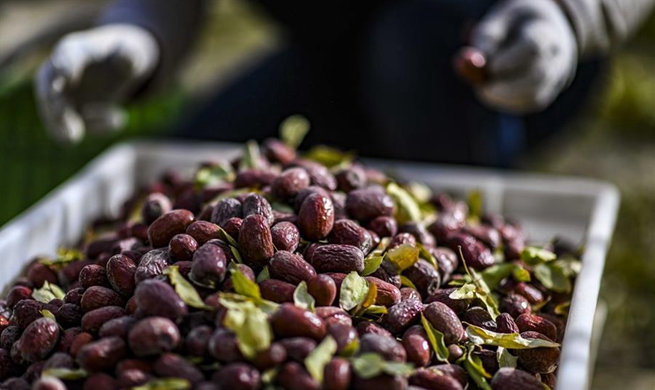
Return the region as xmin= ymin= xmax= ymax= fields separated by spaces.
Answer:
xmin=558 ymin=0 xmax=655 ymax=58
xmin=99 ymin=0 xmax=207 ymax=90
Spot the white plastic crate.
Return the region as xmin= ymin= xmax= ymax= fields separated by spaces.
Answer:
xmin=0 ymin=140 xmax=619 ymax=390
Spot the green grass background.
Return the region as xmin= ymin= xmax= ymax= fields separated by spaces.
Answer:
xmin=0 ymin=1 xmax=653 ymax=388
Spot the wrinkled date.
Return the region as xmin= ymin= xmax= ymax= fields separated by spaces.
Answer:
xmin=271 ymin=222 xmax=301 ymax=252
xmin=17 ymin=318 xmax=59 ymax=363
xmin=190 ymin=242 xmax=228 ymax=287
xmin=310 ymin=244 xmax=364 ymax=274
xmin=147 ymin=210 xmax=195 ymax=248
xmin=134 ymin=249 xmax=170 ymax=284
xmin=0 ymin=134 xmax=574 ymax=390
xmin=269 ymin=251 xmax=316 ymax=285
xmin=271 ymin=304 xmax=326 ymax=341
xmin=106 ymin=254 xmax=137 ymax=297
xmin=423 ymin=302 xmax=465 ymax=345
xmin=128 ymin=317 xmax=181 ymax=357
xmin=134 ymin=279 xmax=188 ymax=320
xmin=298 ymin=193 xmax=335 ymax=241
xmin=239 ymin=215 xmax=275 ymax=268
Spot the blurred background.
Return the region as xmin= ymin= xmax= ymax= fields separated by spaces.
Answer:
xmin=0 ymin=0 xmax=653 ymax=388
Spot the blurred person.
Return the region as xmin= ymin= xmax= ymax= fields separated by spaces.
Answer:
xmin=35 ymin=0 xmax=654 ymax=167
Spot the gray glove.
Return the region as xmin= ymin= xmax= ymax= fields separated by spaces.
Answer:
xmin=471 ymin=0 xmax=578 ymax=114
xmin=35 ymin=24 xmax=159 ymax=144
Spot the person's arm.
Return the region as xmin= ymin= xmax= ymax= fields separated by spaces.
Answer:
xmin=99 ymin=0 xmax=206 ymax=90
xmin=557 ymin=0 xmax=655 ymax=57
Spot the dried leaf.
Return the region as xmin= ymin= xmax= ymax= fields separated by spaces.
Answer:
xmin=305 ymin=336 xmax=337 ymax=383
xmin=164 ymin=266 xmax=210 ymax=310
xmin=221 ymin=299 xmax=273 ymax=358
xmin=42 ymin=368 xmax=88 ymax=380
xmin=421 ymin=314 xmax=449 ymax=363
xmin=280 ymin=115 xmax=310 ymax=149
xmin=32 ymin=281 xmax=65 ymax=303
xmin=293 ymin=281 xmax=316 ymax=312
xmin=132 ymin=378 xmax=191 ymax=390
xmin=386 ymin=182 xmax=421 ymax=225
xmin=386 ymin=244 xmax=420 ymax=272
xmin=534 ymin=263 xmax=571 ymax=293
xmin=521 ymin=246 xmax=557 ymax=265
xmin=496 ymin=347 xmax=518 ymax=368
xmin=339 ymin=272 xmax=369 ymax=311
xmin=194 ymin=161 xmax=234 ymax=190
xmin=231 ymin=267 xmax=262 ymax=301
xmin=362 ymin=255 xmax=384 ymax=276
xmin=240 ymin=140 xmax=262 ymax=170
xmin=466 ymin=325 xmax=561 ymax=349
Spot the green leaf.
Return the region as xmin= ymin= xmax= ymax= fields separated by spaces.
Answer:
xmin=351 ymin=353 xmax=384 ymax=379
xmin=194 ymin=161 xmax=235 ymax=190
xmin=467 ymin=190 xmax=484 ymax=220
xmin=339 ymin=272 xmax=370 ymax=311
xmin=262 ymin=368 xmax=278 ymax=385
xmin=240 ymin=140 xmax=262 ymax=170
xmin=304 ymin=145 xmax=355 ymax=168
xmin=449 ymin=283 xmax=477 ymax=300
xmin=480 ymin=264 xmax=518 ymax=290
xmin=164 ymin=266 xmax=210 ymax=310
xmin=305 ymin=336 xmax=337 ymax=383
xmin=280 ymin=114 xmax=310 ymax=149
xmin=386 ymin=244 xmax=420 ymax=272
xmin=521 ymin=247 xmax=557 ymax=265
xmin=351 ymin=353 xmax=414 ymax=379
xmin=420 ymin=314 xmax=449 ymax=363
xmin=534 ymin=263 xmax=571 ymax=293
xmin=354 ymin=282 xmax=378 ymax=316
xmin=362 ymin=255 xmax=384 ymax=276
xmin=50 ymin=283 xmax=66 ymax=300
xmin=293 ymin=281 xmax=316 ymax=311
xmin=217 ymin=226 xmax=239 ymax=248
xmin=132 ymin=378 xmax=191 ymax=390
xmin=42 ymin=368 xmax=87 ymax=380
xmin=480 ymin=263 xmax=532 ymax=290
xmin=230 ymin=246 xmax=243 ymax=264
xmin=512 ymin=266 xmax=531 ymax=282
xmin=456 ymin=247 xmax=500 ymax=318
xmin=496 ymin=347 xmax=518 ymax=368
xmin=406 ymin=181 xmax=433 ymax=204
xmin=231 ymin=267 xmax=262 ymax=301
xmin=221 ymin=299 xmax=273 ymax=358
xmin=381 ymin=361 xmax=415 ymax=377
xmin=417 ymin=243 xmax=438 ymax=269
xmin=476 ymin=291 xmax=501 ymax=319
xmin=386 ymin=182 xmax=421 ymax=225
xmin=553 ymin=258 xmax=582 ymax=277
xmin=340 ymin=338 xmax=359 ymax=357
xmin=466 ymin=325 xmax=560 ymax=349
xmin=257 ymin=267 xmax=271 ymax=283
xmin=40 ymin=310 xmax=56 ymax=320
xmin=32 ymin=281 xmax=65 ymax=303
xmin=554 ymin=301 xmax=571 ymax=316
xmin=39 ymin=248 xmax=84 ymax=267
xmin=362 ymin=305 xmax=387 ymax=316
xmin=400 ymin=275 xmax=418 ymax=290
xmin=463 ymin=347 xmax=492 ymax=390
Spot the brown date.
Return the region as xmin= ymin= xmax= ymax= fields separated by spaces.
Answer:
xmin=147 ymin=209 xmax=195 ymax=248
xmin=298 ymin=193 xmax=335 ymax=241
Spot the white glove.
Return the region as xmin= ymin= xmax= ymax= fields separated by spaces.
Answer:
xmin=471 ymin=0 xmax=578 ymax=114
xmin=35 ymin=24 xmax=159 ymax=143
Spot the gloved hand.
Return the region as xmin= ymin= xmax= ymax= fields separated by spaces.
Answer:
xmin=36 ymin=24 xmax=159 ymax=143
xmin=471 ymin=0 xmax=578 ymax=114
